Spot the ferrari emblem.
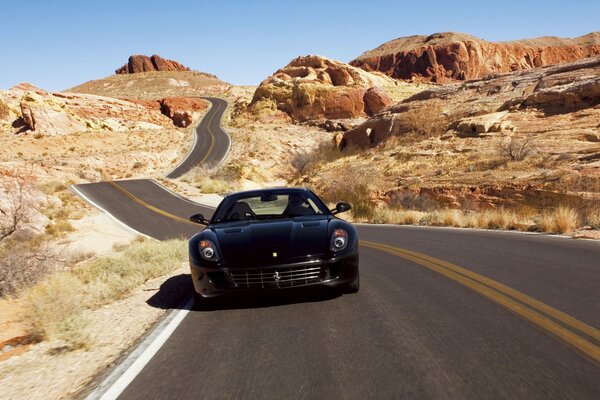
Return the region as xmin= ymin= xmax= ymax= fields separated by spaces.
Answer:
xmin=272 ymin=252 xmax=277 ymax=257
xmin=273 ymin=271 xmax=281 ymax=287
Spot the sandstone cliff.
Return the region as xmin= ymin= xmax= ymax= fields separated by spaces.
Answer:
xmin=341 ymin=56 xmax=600 ymax=148
xmin=351 ymin=32 xmax=600 ymax=83
xmin=115 ymin=54 xmax=191 ymax=74
xmin=247 ymin=55 xmax=396 ymax=121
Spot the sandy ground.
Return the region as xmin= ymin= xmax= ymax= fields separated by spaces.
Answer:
xmin=0 ymin=262 xmax=190 ymax=400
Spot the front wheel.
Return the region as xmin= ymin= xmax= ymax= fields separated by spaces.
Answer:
xmin=345 ymin=274 xmax=360 ymax=293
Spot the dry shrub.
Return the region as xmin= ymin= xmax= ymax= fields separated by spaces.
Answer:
xmin=373 ymin=208 xmax=425 ymax=225
xmin=438 ymin=209 xmax=462 ymax=227
xmin=21 ymin=239 xmax=186 ymax=349
xmin=317 ymin=165 xmax=376 ymax=221
xmin=292 ymin=140 xmax=351 ymax=177
xmin=539 ymin=206 xmax=580 ymax=234
xmin=498 ymin=136 xmax=534 ymax=161
xmin=0 ymin=239 xmax=55 ymax=297
xmin=188 ymin=166 xmax=239 ymax=194
xmin=23 ymin=273 xmax=88 ymax=348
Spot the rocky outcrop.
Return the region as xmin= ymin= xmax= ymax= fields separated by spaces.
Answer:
xmin=159 ymin=97 xmax=207 ymax=127
xmin=115 ymin=55 xmax=191 ymax=74
xmin=248 ymin=55 xmax=396 ymax=121
xmin=341 ymin=56 xmax=600 ymax=148
xmin=351 ymin=32 xmax=600 ymax=83
xmin=1 ymin=83 xmax=174 ymax=136
xmin=128 ymin=98 xmax=208 ymax=127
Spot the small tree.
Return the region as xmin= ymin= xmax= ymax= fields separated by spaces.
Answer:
xmin=0 ymin=176 xmax=29 ymax=242
xmin=498 ymin=136 xmax=534 ymax=161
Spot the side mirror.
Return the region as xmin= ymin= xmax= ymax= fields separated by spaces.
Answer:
xmin=189 ymin=213 xmax=210 ymax=225
xmin=331 ymin=202 xmax=352 ymax=215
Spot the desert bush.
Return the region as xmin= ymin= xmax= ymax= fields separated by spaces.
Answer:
xmin=498 ymin=136 xmax=534 ymax=161
xmin=0 ymin=239 xmax=55 ymax=297
xmin=292 ymin=140 xmax=349 ymax=177
xmin=317 ymin=166 xmax=376 ymax=221
xmin=22 ymin=239 xmax=186 ymax=349
xmin=0 ymin=175 xmax=31 ymax=242
xmin=539 ymin=206 xmax=580 ymax=234
xmin=372 ymin=208 xmax=426 ymax=225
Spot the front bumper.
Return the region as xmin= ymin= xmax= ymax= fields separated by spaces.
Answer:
xmin=190 ymin=253 xmax=359 ymax=298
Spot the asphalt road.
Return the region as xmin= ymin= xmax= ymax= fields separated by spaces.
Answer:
xmin=166 ymin=97 xmax=230 ymax=179
xmin=72 ymin=100 xmax=600 ymax=399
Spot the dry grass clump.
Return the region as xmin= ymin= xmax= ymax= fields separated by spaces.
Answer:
xmin=372 ymin=208 xmax=426 ymax=225
xmin=538 ymin=206 xmax=580 ymax=234
xmin=21 ymin=239 xmax=186 ymax=350
xmin=316 ymin=165 xmax=377 ymax=221
xmin=186 ymin=164 xmax=244 ymax=195
xmin=373 ymin=206 xmax=536 ymax=231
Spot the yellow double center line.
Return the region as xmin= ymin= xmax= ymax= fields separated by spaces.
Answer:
xmin=108 ymin=181 xmax=199 ymax=226
xmin=360 ymin=240 xmax=600 ymax=363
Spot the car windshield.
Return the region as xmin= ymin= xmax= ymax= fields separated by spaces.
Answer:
xmin=213 ymin=191 xmax=328 ymax=222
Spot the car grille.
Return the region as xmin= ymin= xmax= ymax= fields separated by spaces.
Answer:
xmin=230 ymin=265 xmax=322 ymax=288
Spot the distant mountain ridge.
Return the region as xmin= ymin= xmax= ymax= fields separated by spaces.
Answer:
xmin=350 ymin=32 xmax=600 ymax=82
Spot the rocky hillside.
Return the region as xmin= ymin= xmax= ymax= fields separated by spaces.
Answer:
xmin=314 ymin=55 xmax=600 ymax=211
xmin=351 ymin=32 xmax=600 ymax=83
xmin=0 ymin=83 xmax=208 ymax=135
xmin=246 ymin=55 xmax=398 ymax=122
xmin=115 ymin=54 xmax=191 ymax=74
xmin=68 ymin=70 xmax=228 ymax=100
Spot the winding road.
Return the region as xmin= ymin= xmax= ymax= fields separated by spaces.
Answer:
xmin=74 ymin=98 xmax=600 ymax=399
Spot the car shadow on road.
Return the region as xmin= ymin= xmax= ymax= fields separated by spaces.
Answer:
xmin=145 ymin=274 xmax=342 ymax=311
xmin=193 ymin=288 xmax=342 ymax=312
xmin=146 ymin=274 xmax=194 ymax=310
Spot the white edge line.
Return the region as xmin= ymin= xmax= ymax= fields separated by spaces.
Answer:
xmin=86 ymin=297 xmax=194 ymax=400
xmin=70 ymin=185 xmax=156 ymax=241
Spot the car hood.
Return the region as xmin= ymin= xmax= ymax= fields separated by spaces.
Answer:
xmin=214 ymin=217 xmax=329 ymax=268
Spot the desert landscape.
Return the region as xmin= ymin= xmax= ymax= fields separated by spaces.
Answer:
xmin=1 ymin=27 xmax=600 ymax=399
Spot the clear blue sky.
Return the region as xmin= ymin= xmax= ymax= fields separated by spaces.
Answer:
xmin=1 ymin=0 xmax=598 ymax=91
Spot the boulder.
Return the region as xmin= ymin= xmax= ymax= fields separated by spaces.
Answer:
xmin=363 ymin=86 xmax=392 ymax=115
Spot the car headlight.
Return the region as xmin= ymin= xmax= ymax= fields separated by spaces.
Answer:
xmin=199 ymin=240 xmax=220 ymax=262
xmin=330 ymin=229 xmax=348 ymax=252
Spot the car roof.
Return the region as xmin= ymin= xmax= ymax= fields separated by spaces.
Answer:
xmin=223 ymin=187 xmax=312 ymax=198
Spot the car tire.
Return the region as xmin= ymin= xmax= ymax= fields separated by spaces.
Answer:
xmin=345 ymin=274 xmax=360 ymax=293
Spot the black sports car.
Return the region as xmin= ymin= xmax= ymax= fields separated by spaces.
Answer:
xmin=188 ymin=188 xmax=359 ymax=304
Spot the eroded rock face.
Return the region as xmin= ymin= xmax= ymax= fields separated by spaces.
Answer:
xmin=115 ymin=55 xmax=191 ymax=74
xmin=160 ymin=97 xmax=207 ymax=127
xmin=341 ymin=56 xmax=600 ymax=148
xmin=351 ymin=32 xmax=600 ymax=83
xmin=2 ymin=83 xmax=174 ymax=136
xmin=248 ymin=55 xmax=396 ymax=121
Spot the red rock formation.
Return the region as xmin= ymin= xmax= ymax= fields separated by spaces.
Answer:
xmin=248 ymin=55 xmax=396 ymax=121
xmin=363 ymin=86 xmax=392 ymax=115
xmin=159 ymin=98 xmax=207 ymax=127
xmin=115 ymin=55 xmax=191 ymax=74
xmin=127 ymin=97 xmax=208 ymax=127
xmin=351 ymin=32 xmax=600 ymax=83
